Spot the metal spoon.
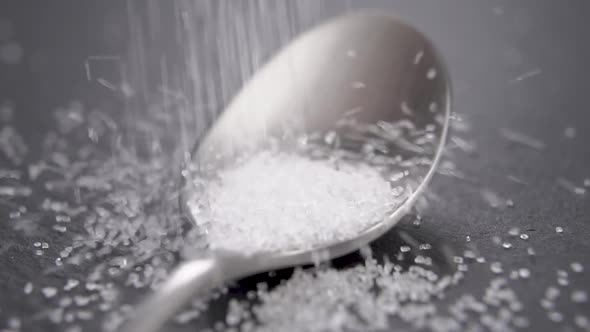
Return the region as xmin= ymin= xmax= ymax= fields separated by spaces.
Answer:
xmin=121 ymin=12 xmax=450 ymax=332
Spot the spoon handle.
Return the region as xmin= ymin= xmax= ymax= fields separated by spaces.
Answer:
xmin=120 ymin=256 xmax=226 ymax=332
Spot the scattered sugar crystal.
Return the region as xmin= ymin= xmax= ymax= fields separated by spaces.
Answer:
xmin=400 ymin=246 xmax=411 ymax=253
xmin=502 ymin=242 xmax=512 ymax=249
xmin=546 ymin=287 xmax=560 ymax=300
xmin=481 ymin=189 xmax=502 ymax=208
xmin=585 ymin=178 xmax=590 ymax=187
xmin=8 ymin=317 xmax=21 ymax=329
xmin=412 ymin=218 xmax=421 ymax=227
xmin=513 ymin=316 xmax=529 ymax=328
xmin=519 ymin=233 xmax=529 ymax=240
xmin=557 ymin=278 xmax=569 ymax=286
xmin=188 ymin=152 xmax=400 ymax=254
xmin=222 ymin=257 xmax=479 ymax=332
xmin=463 ymin=250 xmax=476 ymax=259
xmin=557 ymin=177 xmax=586 ymax=195
xmin=508 ymin=227 xmax=519 ymax=236
xmin=505 ymin=199 xmax=514 ymax=207
xmin=53 ymin=225 xmax=67 ymax=232
xmin=564 ymin=126 xmax=576 ymax=138
xmin=59 ymin=297 xmax=73 ymax=307
xmin=41 ymin=242 xmax=49 ymax=249
xmin=42 ymin=287 xmax=58 ymax=298
xmin=555 ymin=226 xmax=563 ymax=233
xmin=414 ymin=255 xmax=432 ymax=266
xmin=527 ymin=247 xmax=536 ymax=256
xmin=575 ymin=315 xmax=590 ymax=328
xmin=34 ymin=242 xmax=41 ymax=247
xmin=571 ymin=290 xmax=587 ymax=303
xmin=426 ymin=68 xmax=437 ymax=79
xmin=476 ymin=257 xmax=486 ymax=263
xmin=419 ymin=243 xmax=431 ymax=250
xmin=64 ymin=279 xmax=80 ymax=291
xmin=548 ymin=311 xmax=563 ymax=322
xmin=465 ymin=235 xmax=471 ymax=242
xmin=541 ymin=299 xmax=554 ymax=310
xmin=490 ymin=262 xmax=503 ymax=274
xmin=570 ymin=262 xmax=583 ymax=273
xmin=518 ymin=268 xmax=530 ymax=279
xmin=24 ymin=282 xmax=34 ymax=294
xmin=77 ymin=310 xmax=94 ymax=320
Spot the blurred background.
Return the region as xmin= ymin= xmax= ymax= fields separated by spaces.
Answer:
xmin=1 ymin=1 xmax=589 ymax=331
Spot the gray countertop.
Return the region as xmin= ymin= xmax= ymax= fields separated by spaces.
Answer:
xmin=1 ymin=1 xmax=589 ymax=331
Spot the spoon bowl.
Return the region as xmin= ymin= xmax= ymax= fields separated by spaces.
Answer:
xmin=122 ymin=12 xmax=450 ymax=332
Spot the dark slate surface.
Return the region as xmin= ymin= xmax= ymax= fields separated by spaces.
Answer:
xmin=0 ymin=1 xmax=589 ymax=331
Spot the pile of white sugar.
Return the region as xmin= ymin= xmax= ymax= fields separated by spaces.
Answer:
xmin=189 ymin=152 xmax=404 ymax=254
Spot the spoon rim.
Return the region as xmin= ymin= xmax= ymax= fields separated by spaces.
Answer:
xmin=178 ymin=11 xmax=452 ymax=271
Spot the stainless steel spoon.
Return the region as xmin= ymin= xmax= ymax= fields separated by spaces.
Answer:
xmin=121 ymin=12 xmax=450 ymax=332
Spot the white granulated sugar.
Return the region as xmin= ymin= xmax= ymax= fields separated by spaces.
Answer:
xmin=222 ymin=256 xmax=525 ymax=332
xmin=190 ymin=152 xmax=401 ymax=254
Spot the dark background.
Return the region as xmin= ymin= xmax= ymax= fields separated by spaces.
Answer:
xmin=1 ymin=1 xmax=589 ymax=331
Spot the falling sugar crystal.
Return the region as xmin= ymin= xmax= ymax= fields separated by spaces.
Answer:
xmin=351 ymin=81 xmax=366 ymax=89
xmin=413 ymin=50 xmax=424 ymax=64
xmin=426 ymin=68 xmax=437 ymax=79
xmin=499 ymin=128 xmax=545 ymax=150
